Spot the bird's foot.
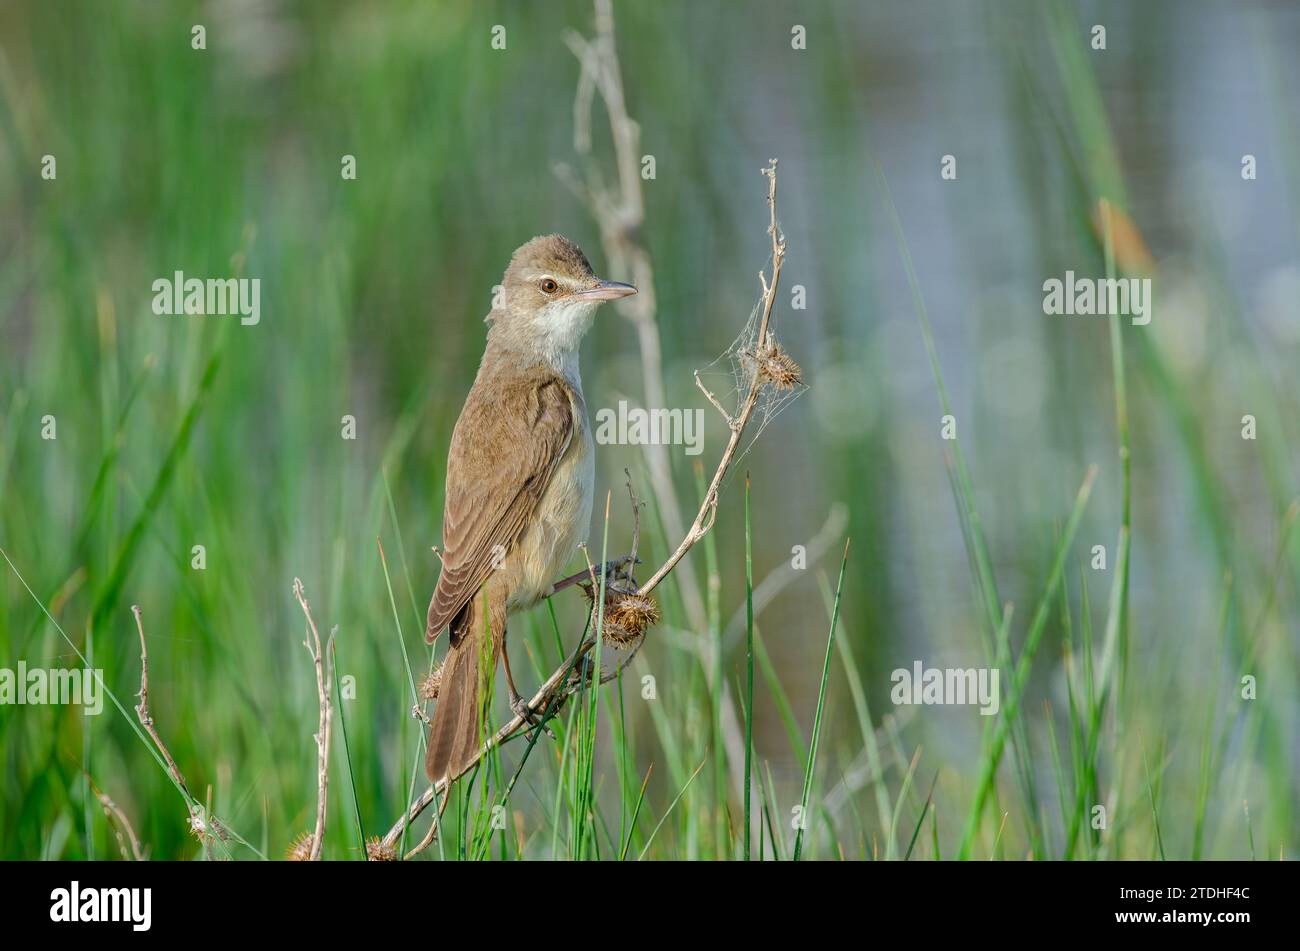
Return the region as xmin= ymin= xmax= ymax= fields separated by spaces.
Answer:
xmin=511 ymin=692 xmax=556 ymax=739
xmin=580 ymin=557 xmax=641 ymax=596
xmin=602 ymin=553 xmax=640 ymax=580
xmin=551 ymin=554 xmax=640 ymax=596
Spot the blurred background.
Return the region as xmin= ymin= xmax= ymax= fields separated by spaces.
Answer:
xmin=1 ymin=0 xmax=1296 ymax=860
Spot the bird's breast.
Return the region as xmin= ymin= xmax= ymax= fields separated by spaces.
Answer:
xmin=507 ymin=406 xmax=594 ymax=611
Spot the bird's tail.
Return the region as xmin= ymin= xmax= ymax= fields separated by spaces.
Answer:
xmin=426 ymin=593 xmax=499 ymax=784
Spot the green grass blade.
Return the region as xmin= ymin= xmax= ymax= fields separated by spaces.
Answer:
xmin=793 ymin=538 xmax=850 ymax=861
xmin=743 ymin=473 xmax=754 ymax=860
xmin=956 ymin=465 xmax=1098 ymax=858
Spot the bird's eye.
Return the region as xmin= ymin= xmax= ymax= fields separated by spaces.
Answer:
xmin=540 ymin=278 xmax=558 ymax=294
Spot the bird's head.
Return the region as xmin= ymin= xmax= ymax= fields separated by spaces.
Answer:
xmin=493 ymin=234 xmax=637 ymax=358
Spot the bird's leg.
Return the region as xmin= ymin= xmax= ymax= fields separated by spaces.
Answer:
xmin=551 ymin=554 xmax=640 ymax=594
xmin=501 ymin=637 xmax=555 ymax=739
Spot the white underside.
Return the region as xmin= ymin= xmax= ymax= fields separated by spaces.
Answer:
xmin=505 ymin=297 xmax=597 ymax=609
xmin=508 ymin=404 xmax=594 ymax=610
xmin=532 ymin=299 xmax=598 ymax=383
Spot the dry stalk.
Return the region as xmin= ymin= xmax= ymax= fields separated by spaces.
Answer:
xmin=559 ymin=0 xmax=702 ymax=626
xmin=293 ymin=577 xmax=335 ymax=862
xmin=557 ymin=0 xmax=758 ymax=796
xmin=131 ymin=604 xmax=236 ymax=855
xmin=86 ymin=773 xmax=145 ymax=861
xmin=642 ymin=159 xmax=786 ymax=594
xmin=132 ymin=604 xmax=190 ymax=798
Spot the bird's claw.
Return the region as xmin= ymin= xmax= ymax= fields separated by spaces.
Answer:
xmin=580 ymin=555 xmax=640 ymax=591
xmin=511 ymin=692 xmax=555 ymax=739
xmin=610 ymin=554 xmax=641 ymax=575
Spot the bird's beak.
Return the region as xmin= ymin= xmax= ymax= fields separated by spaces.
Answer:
xmin=575 ymin=280 xmax=638 ymax=301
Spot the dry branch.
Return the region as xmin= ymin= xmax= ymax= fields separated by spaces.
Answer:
xmin=557 ymin=0 xmax=758 ymax=797
xmin=131 ymin=604 xmax=233 ymax=853
xmin=132 ymin=604 xmax=190 ymax=798
xmin=642 ymin=159 xmax=786 ymax=594
xmin=87 ymin=773 xmax=145 ymax=861
xmin=293 ymin=578 xmax=335 ymax=862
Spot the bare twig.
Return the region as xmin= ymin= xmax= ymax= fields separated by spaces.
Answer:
xmin=558 ymin=0 xmax=780 ymax=798
xmin=381 ymin=623 xmax=600 ymax=849
xmin=403 ymin=789 xmax=453 ymax=860
xmin=558 ymin=1 xmax=700 ymax=626
xmin=695 ymin=370 xmax=734 ymax=425
xmin=86 ymin=773 xmax=145 ymax=861
xmin=624 ymin=467 xmax=644 ymax=568
xmin=131 ymin=604 xmax=240 ymax=855
xmin=132 ymin=605 xmax=190 ymax=798
xmin=639 ymin=159 xmax=785 ymax=595
xmin=293 ymin=578 xmax=335 ymax=862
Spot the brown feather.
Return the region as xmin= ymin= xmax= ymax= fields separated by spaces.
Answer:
xmin=424 ymin=368 xmax=576 ymax=642
xmin=426 ymin=585 xmax=507 ymax=783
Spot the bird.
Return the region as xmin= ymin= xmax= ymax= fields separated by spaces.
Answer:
xmin=423 ymin=234 xmax=636 ymax=785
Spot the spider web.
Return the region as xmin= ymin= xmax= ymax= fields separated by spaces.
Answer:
xmin=695 ymin=248 xmax=808 ymax=472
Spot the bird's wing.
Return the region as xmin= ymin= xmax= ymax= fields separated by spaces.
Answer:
xmin=425 ymin=369 xmax=575 ymax=643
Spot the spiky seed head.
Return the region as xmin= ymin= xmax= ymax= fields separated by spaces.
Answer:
xmin=763 ymin=343 xmax=802 ymax=390
xmin=745 ymin=340 xmax=802 ymax=390
xmin=418 ymin=664 xmax=443 ymax=701
xmin=607 ymin=592 xmax=661 ymax=637
xmin=602 ymin=621 xmax=639 ymax=647
xmin=366 ymin=836 xmax=397 ymax=861
xmin=286 ymin=831 xmax=315 ymax=861
xmin=587 ymin=587 xmax=660 ymax=646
